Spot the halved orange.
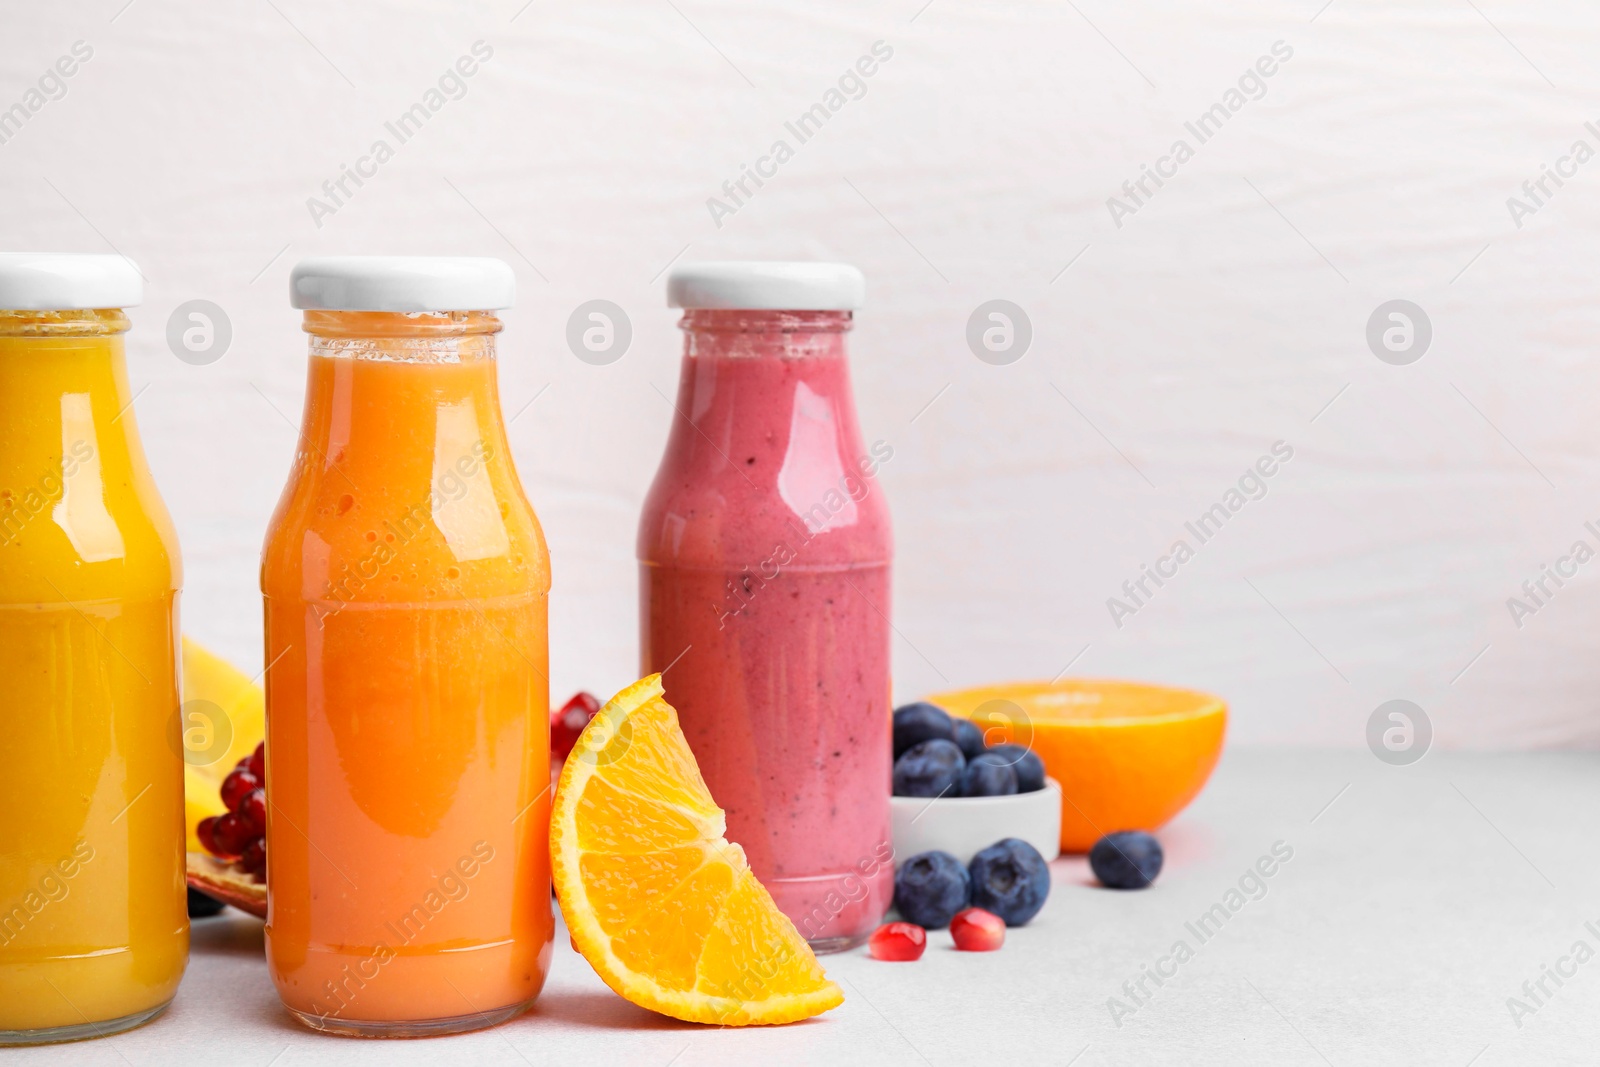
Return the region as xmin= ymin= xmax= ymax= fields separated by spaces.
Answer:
xmin=550 ymin=674 xmax=843 ymax=1026
xmin=925 ymin=679 xmax=1227 ymax=853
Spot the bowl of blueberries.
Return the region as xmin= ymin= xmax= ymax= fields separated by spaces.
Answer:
xmin=889 ymin=701 xmax=1061 ymax=865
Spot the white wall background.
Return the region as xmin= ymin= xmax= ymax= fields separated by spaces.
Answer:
xmin=6 ymin=0 xmax=1600 ymax=748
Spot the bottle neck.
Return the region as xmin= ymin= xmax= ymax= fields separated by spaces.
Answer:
xmin=297 ymin=310 xmax=505 ymax=464
xmin=303 ymin=309 xmax=500 ymax=363
xmin=641 ymin=307 xmax=888 ymax=565
xmin=0 ymin=310 xmax=137 ymax=467
xmin=0 ymin=310 xmax=135 ymax=439
xmin=0 ymin=308 xmax=163 ymax=573
xmin=292 ymin=310 xmax=511 ymax=509
xmin=663 ymin=307 xmax=871 ymax=506
xmin=0 ymin=308 xmax=131 ymax=337
xmin=267 ymin=309 xmax=545 ymax=599
xmin=680 ymin=309 xmax=851 ymax=361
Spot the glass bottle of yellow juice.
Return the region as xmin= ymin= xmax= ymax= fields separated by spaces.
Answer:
xmin=0 ymin=255 xmax=187 ymax=1044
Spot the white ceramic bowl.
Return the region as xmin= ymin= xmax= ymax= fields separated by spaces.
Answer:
xmin=889 ymin=778 xmax=1062 ymax=865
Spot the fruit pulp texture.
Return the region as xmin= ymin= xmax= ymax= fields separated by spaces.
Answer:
xmin=262 ymin=324 xmax=552 ymax=1026
xmin=639 ymin=310 xmax=894 ymax=950
xmin=0 ymin=315 xmax=187 ymax=1032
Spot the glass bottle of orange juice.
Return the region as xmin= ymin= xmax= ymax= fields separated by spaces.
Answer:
xmin=261 ymin=257 xmax=552 ymax=1037
xmin=0 ymin=254 xmax=187 ymax=1044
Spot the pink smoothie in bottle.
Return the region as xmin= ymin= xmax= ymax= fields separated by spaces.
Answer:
xmin=639 ymin=262 xmax=893 ymax=952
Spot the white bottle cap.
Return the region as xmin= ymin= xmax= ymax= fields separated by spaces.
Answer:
xmin=667 ymin=261 xmax=864 ymax=311
xmin=0 ymin=253 xmax=143 ymax=310
xmin=290 ymin=256 xmax=516 ymax=312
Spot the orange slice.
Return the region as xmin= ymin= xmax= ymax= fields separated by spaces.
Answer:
xmin=926 ymin=679 xmax=1227 ymax=853
xmin=551 ymin=674 xmax=843 ymax=1026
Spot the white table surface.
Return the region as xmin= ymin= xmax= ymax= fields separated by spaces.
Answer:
xmin=12 ymin=749 xmax=1598 ymax=1066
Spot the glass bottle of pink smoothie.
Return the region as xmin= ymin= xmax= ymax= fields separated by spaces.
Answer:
xmin=639 ymin=262 xmax=893 ymax=953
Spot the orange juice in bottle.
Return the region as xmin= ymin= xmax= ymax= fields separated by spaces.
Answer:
xmin=261 ymin=258 xmax=552 ymax=1036
xmin=0 ymin=255 xmax=186 ymax=1044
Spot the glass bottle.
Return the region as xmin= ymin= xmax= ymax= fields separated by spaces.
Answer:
xmin=0 ymin=255 xmax=186 ymax=1043
xmin=261 ymin=258 xmax=551 ymax=1036
xmin=639 ymin=262 xmax=894 ymax=953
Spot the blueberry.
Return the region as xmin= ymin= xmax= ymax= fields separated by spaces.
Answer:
xmin=187 ymin=886 xmax=226 ymax=919
xmin=950 ymin=717 xmax=985 ymax=760
xmin=1090 ymin=830 xmax=1164 ymax=890
xmin=893 ymin=850 xmax=970 ymax=928
xmin=892 ymin=739 xmax=965 ymax=797
xmin=893 ymin=702 xmax=953 ymax=759
xmin=968 ymin=838 xmax=1050 ymax=925
xmin=985 ymin=743 xmax=1047 ymax=793
xmin=959 ymin=752 xmax=1018 ymax=797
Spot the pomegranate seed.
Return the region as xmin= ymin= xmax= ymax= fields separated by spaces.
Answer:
xmin=551 ymin=691 xmax=602 ymax=761
xmin=239 ymin=788 xmax=267 ymax=835
xmin=240 ymin=838 xmax=266 ymax=881
xmin=196 ymin=815 xmax=223 ymax=857
xmin=950 ymin=907 xmax=1006 ymax=952
xmin=247 ymin=741 xmax=265 ymax=780
xmin=220 ymin=767 xmax=259 ymax=811
xmin=212 ymin=812 xmax=252 ymax=858
xmin=868 ymin=922 xmax=926 ymax=961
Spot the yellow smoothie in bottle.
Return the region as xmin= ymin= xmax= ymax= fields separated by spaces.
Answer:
xmin=0 ymin=256 xmax=186 ymax=1043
